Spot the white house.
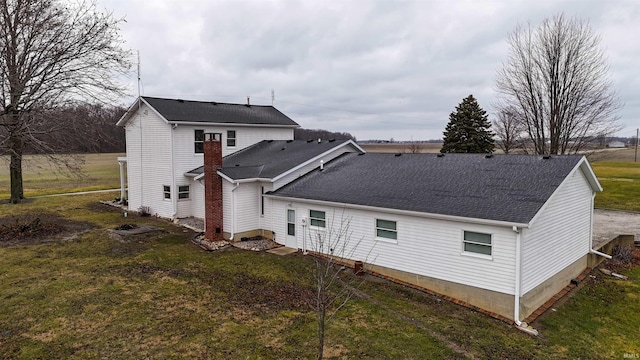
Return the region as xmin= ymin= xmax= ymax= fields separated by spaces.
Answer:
xmin=116 ymin=96 xmax=299 ymax=219
xmin=119 ymin=96 xmax=604 ymax=324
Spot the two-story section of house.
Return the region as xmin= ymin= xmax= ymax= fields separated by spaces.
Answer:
xmin=116 ymin=96 xmax=299 ymax=219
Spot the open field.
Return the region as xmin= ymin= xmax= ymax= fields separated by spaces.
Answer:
xmin=360 ymin=142 xmax=443 ymax=153
xmin=1 ymin=193 xmax=639 ymax=358
xmin=0 ymin=153 xmax=124 ymax=199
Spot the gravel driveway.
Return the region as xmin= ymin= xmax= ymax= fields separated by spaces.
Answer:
xmin=593 ymin=209 xmax=640 ymax=248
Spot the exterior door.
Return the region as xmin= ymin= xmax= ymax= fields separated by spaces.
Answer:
xmin=286 ymin=209 xmax=297 ymax=248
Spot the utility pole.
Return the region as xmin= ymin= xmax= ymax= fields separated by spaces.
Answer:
xmin=635 ymin=128 xmax=638 ymax=162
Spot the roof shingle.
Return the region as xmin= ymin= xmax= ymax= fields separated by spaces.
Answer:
xmin=270 ymin=153 xmax=587 ymax=224
xmin=142 ymin=96 xmax=298 ymax=126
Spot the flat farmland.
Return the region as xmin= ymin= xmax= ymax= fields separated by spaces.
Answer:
xmin=360 ymin=142 xmax=443 ymax=153
xmin=0 ymin=153 xmax=124 ymax=199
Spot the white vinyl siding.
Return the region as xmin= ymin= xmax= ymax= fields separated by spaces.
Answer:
xmin=123 ymin=102 xmax=174 ymax=217
xmin=520 ymin=167 xmax=593 ymax=294
xmin=270 ymin=200 xmax=517 ymax=295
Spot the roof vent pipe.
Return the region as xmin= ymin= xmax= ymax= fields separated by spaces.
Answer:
xmin=320 ymin=160 xmax=324 ymax=171
xmin=318 ymin=138 xmax=322 ymax=143
xmin=246 ymin=96 xmax=250 ymax=106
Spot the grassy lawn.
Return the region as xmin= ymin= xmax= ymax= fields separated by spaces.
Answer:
xmin=591 ymin=161 xmax=640 ymax=212
xmin=0 ymin=153 xmax=123 ymax=199
xmin=1 ymin=194 xmax=639 ymax=359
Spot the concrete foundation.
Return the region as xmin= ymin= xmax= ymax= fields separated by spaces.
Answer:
xmin=519 ymin=255 xmax=587 ymax=320
xmin=223 ymin=229 xmax=275 ymax=241
xmin=363 ymin=262 xmax=515 ymax=320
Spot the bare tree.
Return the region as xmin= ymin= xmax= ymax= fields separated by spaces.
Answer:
xmin=305 ymin=211 xmax=372 ymax=360
xmin=492 ymin=109 xmax=523 ymax=154
xmin=0 ymin=0 xmax=131 ymax=203
xmin=495 ymin=14 xmax=621 ymax=155
xmin=406 ymin=137 xmax=423 ymax=154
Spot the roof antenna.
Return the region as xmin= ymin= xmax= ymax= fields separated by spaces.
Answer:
xmin=271 ymin=89 xmax=275 ymax=106
xmin=137 ymin=50 xmax=141 ymax=105
xmin=246 ymin=96 xmax=250 ymax=106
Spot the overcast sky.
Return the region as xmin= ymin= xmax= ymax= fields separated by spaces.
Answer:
xmin=99 ymin=0 xmax=639 ymax=141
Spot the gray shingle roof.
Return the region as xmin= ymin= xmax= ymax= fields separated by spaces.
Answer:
xmin=142 ymin=96 xmax=298 ymax=126
xmin=186 ymin=139 xmax=357 ymax=180
xmin=270 ymin=153 xmax=587 ymax=224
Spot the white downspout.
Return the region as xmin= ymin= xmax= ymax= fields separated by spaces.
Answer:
xmin=513 ymin=225 xmax=522 ymax=326
xmin=229 ymin=182 xmax=240 ymax=240
xmin=170 ymin=124 xmax=177 ymax=220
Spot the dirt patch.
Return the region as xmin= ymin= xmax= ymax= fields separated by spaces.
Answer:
xmin=85 ymin=201 xmax=123 ymax=213
xmin=214 ymin=272 xmax=314 ymax=311
xmin=0 ymin=213 xmax=95 ymax=247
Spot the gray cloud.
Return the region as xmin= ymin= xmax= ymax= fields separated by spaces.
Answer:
xmin=101 ymin=0 xmax=639 ymax=140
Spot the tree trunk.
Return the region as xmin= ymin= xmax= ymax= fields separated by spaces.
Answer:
xmin=317 ymin=307 xmax=325 ymax=360
xmin=9 ymin=132 xmax=25 ymax=204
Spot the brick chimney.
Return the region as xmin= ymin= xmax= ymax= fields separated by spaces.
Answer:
xmin=204 ymin=133 xmax=224 ymax=241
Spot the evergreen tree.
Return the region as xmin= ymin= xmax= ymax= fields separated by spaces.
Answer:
xmin=441 ymin=95 xmax=495 ymax=153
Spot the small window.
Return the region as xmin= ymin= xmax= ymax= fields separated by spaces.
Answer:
xmin=163 ymin=185 xmax=171 ymax=200
xmin=463 ymin=231 xmax=492 ymax=256
xmin=227 ymin=130 xmax=236 ymax=147
xmin=376 ymin=219 xmax=397 ymax=240
xmin=309 ymin=210 xmax=326 ymax=228
xmin=287 ymin=209 xmax=295 ymax=236
xmin=178 ymin=185 xmax=190 ymax=200
xmin=194 ymin=130 xmax=204 ymax=153
xmin=260 ymin=186 xmax=264 ymax=216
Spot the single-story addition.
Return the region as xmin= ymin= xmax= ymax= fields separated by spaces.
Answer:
xmin=197 ymin=134 xmax=603 ymax=323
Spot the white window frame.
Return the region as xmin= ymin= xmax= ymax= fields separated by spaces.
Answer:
xmin=375 ymin=219 xmax=398 ymax=244
xmin=309 ymin=210 xmax=326 ymax=230
xmin=227 ymin=130 xmax=236 ymax=147
xmin=194 ymin=129 xmax=204 ymax=154
xmin=163 ymin=185 xmax=171 ymax=200
xmin=178 ymin=185 xmax=190 ymax=200
xmin=462 ymin=230 xmax=493 ymax=259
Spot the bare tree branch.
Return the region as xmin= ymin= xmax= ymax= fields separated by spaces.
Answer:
xmin=0 ymin=0 xmax=131 ymax=203
xmin=495 ymin=14 xmax=621 ymax=155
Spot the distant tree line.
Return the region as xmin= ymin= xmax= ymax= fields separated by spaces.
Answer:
xmin=294 ymin=128 xmax=356 ymax=142
xmin=1 ymin=103 xmax=126 ymax=155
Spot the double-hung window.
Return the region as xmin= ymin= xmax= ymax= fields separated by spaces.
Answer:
xmin=227 ymin=130 xmax=236 ymax=147
xmin=178 ymin=185 xmax=190 ymax=200
xmin=463 ymin=231 xmax=492 ymax=256
xmin=375 ymin=219 xmax=397 ymax=241
xmin=194 ymin=130 xmax=204 ymax=153
xmin=163 ymin=185 xmax=171 ymax=200
xmin=309 ymin=210 xmax=326 ymax=229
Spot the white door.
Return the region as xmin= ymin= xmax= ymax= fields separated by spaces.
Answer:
xmin=286 ymin=209 xmax=297 ymax=248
